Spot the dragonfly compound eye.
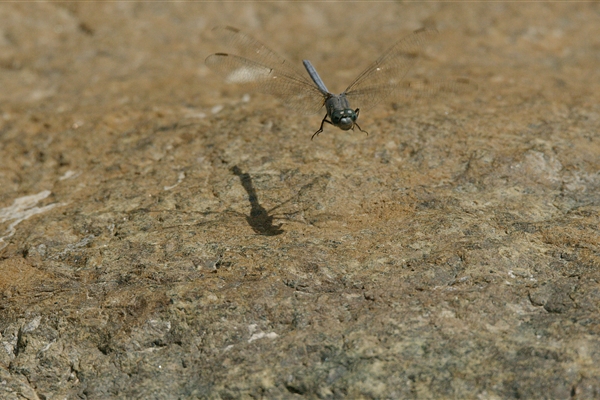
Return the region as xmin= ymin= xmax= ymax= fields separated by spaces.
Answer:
xmin=330 ymin=109 xmax=355 ymax=130
xmin=338 ymin=117 xmax=354 ymax=130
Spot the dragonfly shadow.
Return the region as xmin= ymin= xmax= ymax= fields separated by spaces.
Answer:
xmin=231 ymin=166 xmax=284 ymax=236
xmin=125 ymin=169 xmax=329 ymax=237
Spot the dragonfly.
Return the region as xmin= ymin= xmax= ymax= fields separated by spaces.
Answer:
xmin=205 ymin=26 xmax=467 ymax=140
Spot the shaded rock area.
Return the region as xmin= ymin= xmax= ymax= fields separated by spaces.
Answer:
xmin=1 ymin=3 xmax=599 ymax=399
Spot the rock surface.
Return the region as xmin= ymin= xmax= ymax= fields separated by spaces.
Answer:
xmin=1 ymin=3 xmax=599 ymax=398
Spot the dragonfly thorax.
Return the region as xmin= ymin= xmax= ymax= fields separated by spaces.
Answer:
xmin=326 ymin=94 xmax=357 ymax=131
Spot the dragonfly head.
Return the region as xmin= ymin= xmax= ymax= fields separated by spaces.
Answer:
xmin=331 ymin=109 xmax=357 ymax=131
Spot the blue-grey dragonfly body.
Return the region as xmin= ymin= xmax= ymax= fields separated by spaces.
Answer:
xmin=301 ymin=59 xmax=360 ymax=135
xmin=205 ymin=26 xmax=445 ymax=139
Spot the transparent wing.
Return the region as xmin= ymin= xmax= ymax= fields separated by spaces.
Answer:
xmin=344 ymin=28 xmax=440 ymax=111
xmin=205 ymin=26 xmax=326 ymax=115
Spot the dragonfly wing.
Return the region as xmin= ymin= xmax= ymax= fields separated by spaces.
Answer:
xmin=344 ymin=28 xmax=439 ymax=111
xmin=206 ymin=27 xmax=326 ymax=115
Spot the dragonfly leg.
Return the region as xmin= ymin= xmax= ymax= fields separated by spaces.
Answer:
xmin=353 ymin=109 xmax=368 ymax=136
xmin=354 ymin=122 xmax=368 ymax=136
xmin=311 ymin=114 xmax=332 ymax=140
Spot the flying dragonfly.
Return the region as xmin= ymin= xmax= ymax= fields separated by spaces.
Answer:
xmin=205 ymin=26 xmax=471 ymax=140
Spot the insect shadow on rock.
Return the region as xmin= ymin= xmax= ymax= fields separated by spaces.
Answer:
xmin=141 ymin=170 xmax=328 ymax=237
xmin=230 ymin=166 xmax=284 ymax=236
xmin=205 ymin=26 xmax=476 ymax=139
xmin=230 ymin=166 xmax=336 ymax=235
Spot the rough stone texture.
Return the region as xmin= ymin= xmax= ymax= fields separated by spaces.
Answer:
xmin=1 ymin=3 xmax=599 ymax=399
